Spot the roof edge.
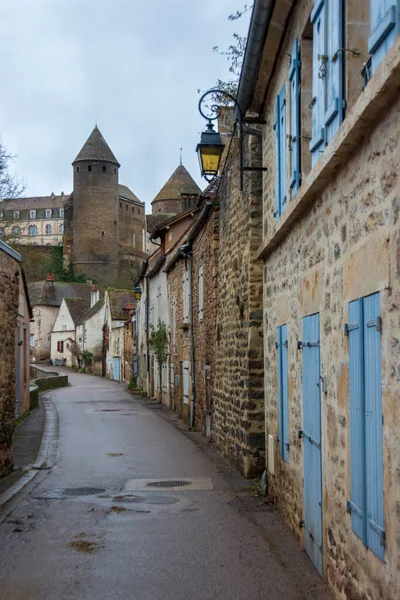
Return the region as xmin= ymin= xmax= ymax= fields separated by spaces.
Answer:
xmin=236 ymin=0 xmax=275 ymax=118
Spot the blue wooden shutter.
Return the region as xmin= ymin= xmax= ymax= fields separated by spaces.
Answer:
xmin=310 ymin=0 xmax=326 ymax=165
xmin=348 ymin=298 xmax=366 ymax=542
xmin=274 ymin=96 xmax=281 ymax=219
xmin=363 ymin=293 xmax=385 ymax=560
xmin=369 ymin=1 xmax=398 ymax=75
xmin=325 ymin=0 xmax=344 ymax=144
xmin=277 ymin=325 xmax=289 ymax=462
xmin=289 ymin=39 xmax=301 ymax=195
xmin=279 ymin=84 xmax=287 ymax=214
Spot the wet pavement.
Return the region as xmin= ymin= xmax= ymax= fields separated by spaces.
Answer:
xmin=0 ymin=370 xmax=333 ymax=600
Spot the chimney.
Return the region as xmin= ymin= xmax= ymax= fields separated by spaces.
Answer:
xmin=91 ymin=284 xmax=99 ymax=308
xmin=46 ymin=273 xmax=55 ymax=293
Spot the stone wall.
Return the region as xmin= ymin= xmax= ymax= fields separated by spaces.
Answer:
xmin=260 ymin=3 xmax=400 ymax=596
xmin=0 ymin=250 xmax=19 ymax=477
xmin=12 ymin=244 xmax=53 ymax=283
xmin=167 ymin=257 xmax=191 ymax=423
xmin=213 ymin=130 xmax=265 ymax=478
xmin=191 ymin=206 xmax=219 ymax=436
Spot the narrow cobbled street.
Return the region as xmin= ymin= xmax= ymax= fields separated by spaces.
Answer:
xmin=0 ymin=371 xmax=332 ymax=600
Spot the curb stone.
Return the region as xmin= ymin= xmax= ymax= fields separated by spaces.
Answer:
xmin=0 ymin=393 xmax=58 ymax=523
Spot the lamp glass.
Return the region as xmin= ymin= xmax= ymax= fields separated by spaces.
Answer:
xmin=134 ymin=285 xmax=142 ymax=302
xmin=198 ymin=145 xmax=224 ymax=176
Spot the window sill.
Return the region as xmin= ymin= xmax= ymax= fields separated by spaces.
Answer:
xmin=257 ymin=38 xmax=400 ymax=261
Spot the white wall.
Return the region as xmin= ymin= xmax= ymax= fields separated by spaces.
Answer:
xmin=31 ymin=305 xmax=59 ymax=360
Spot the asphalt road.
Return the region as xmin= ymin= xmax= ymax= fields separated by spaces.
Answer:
xmin=0 ymin=371 xmax=332 ymax=600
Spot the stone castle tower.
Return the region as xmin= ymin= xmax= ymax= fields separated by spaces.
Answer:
xmin=151 ymin=164 xmax=201 ymax=215
xmin=70 ymin=126 xmax=120 ymax=284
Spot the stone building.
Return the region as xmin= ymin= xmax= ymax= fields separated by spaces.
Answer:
xmin=165 ymin=198 xmax=219 ymax=434
xmin=151 ymin=163 xmax=201 ymax=216
xmin=28 ymin=278 xmax=92 ymax=361
xmin=236 ymin=1 xmax=400 ymax=597
xmin=0 ymin=194 xmax=65 ymax=246
xmin=102 ymin=288 xmax=136 ymax=382
xmin=64 ymin=126 xmax=146 ymax=287
xmin=0 ymin=240 xmax=33 ymax=477
xmin=51 ymin=297 xmax=90 ymax=367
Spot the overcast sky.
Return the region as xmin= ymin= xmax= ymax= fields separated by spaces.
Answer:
xmin=0 ymin=0 xmax=250 ymax=211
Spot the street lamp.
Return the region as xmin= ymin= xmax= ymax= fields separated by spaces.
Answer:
xmin=196 ymin=89 xmax=267 ymax=191
xmin=196 ymin=121 xmax=225 ymax=182
xmin=134 ymin=284 xmax=142 ymax=303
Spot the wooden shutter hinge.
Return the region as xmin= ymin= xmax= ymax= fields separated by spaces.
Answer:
xmin=344 ymin=322 xmax=359 ymax=336
xmin=367 ymin=316 xmax=382 ymax=333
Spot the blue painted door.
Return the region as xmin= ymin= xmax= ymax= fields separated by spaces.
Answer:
xmin=301 ymin=313 xmax=322 ymax=574
xmin=113 ymin=357 xmax=121 ymax=381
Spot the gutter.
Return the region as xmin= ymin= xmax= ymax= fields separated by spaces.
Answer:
xmin=236 ymin=0 xmax=275 ymax=119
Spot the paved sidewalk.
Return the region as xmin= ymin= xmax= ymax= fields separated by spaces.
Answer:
xmin=0 ymin=400 xmax=45 ymax=497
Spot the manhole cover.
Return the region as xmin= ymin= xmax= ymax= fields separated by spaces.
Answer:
xmin=147 ymin=480 xmax=191 ymax=488
xmin=35 ymin=488 xmax=105 ymax=499
xmin=113 ymin=494 xmax=179 ymax=505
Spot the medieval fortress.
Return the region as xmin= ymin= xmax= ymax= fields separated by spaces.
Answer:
xmin=0 ymin=126 xmax=201 ymax=287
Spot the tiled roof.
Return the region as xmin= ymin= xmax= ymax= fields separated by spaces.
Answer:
xmin=0 ymin=194 xmax=67 ymax=211
xmin=64 ymin=298 xmax=91 ymax=325
xmin=73 ymin=126 xmax=120 ymax=165
xmin=146 ymin=213 xmax=176 ymax=233
xmin=118 ymin=185 xmax=143 ymax=205
xmin=108 ymin=288 xmax=136 ymax=320
xmin=28 ymin=281 xmax=92 ymax=307
xmin=77 ymin=298 xmax=105 ymax=325
xmin=152 ymin=164 xmax=202 ymax=203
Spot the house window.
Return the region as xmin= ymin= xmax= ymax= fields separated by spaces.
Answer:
xmin=45 ymin=224 xmax=52 ymax=234
xmin=276 ymin=324 xmax=289 ymax=462
xmin=183 ymin=270 xmax=189 ymax=324
xmin=103 ymin=165 xmax=106 ymax=172
xmin=347 ymin=292 xmax=385 ymax=560
xmin=28 ymin=225 xmax=37 ymax=236
xmin=46 ymin=209 xmax=52 ymax=218
xmin=309 ymin=0 xmax=345 ymax=164
xmin=30 ymin=210 xmax=36 ymax=219
xmin=30 ymin=333 xmax=35 ymax=347
xmin=12 ymin=226 xmax=20 ymax=235
xmin=274 ymin=84 xmax=287 ymax=218
xmin=138 ymin=208 xmax=140 ymax=215
xmin=132 ymin=233 xmax=136 ymax=247
xmin=60 ymin=209 xmax=64 ymax=218
xmin=62 ymin=325 xmax=66 ymax=331
xmin=289 ymin=39 xmax=301 ymax=196
xmin=0 ymin=212 xmax=3 ymax=219
xmin=59 ymin=223 xmax=64 ymax=234
xmin=88 ymin=165 xmax=92 ymax=172
xmin=198 ymin=264 xmax=204 ymax=321
xmin=13 ymin=211 xmax=20 ymax=219
xmin=57 ymin=340 xmax=64 ymax=353
xmin=369 ymin=1 xmax=398 ymax=75
xmin=77 ymin=166 xmax=80 ymax=173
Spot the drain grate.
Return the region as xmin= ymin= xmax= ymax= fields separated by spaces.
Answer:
xmin=36 ymin=487 xmax=105 ymax=499
xmin=31 ymin=465 xmax=52 ymax=471
xmin=147 ymin=480 xmax=191 ymax=488
xmin=113 ymin=494 xmax=179 ymax=505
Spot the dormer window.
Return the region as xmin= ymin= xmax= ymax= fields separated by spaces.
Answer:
xmin=30 ymin=210 xmax=36 ymax=219
xmin=13 ymin=211 xmax=20 ymax=219
xmin=46 ymin=209 xmax=51 ymax=218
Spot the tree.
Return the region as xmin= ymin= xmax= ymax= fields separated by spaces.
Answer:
xmin=148 ymin=319 xmax=169 ymax=402
xmin=205 ymin=4 xmax=253 ymax=104
xmin=0 ymin=139 xmax=25 ymax=200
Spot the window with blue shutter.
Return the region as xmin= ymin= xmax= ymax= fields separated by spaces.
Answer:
xmin=310 ymin=0 xmax=326 ymax=165
xmin=347 ymin=292 xmax=385 ymax=561
xmin=289 ymin=39 xmax=301 ymax=195
xmin=369 ymin=1 xmax=399 ymax=75
xmin=274 ymin=85 xmax=287 ymax=218
xmin=277 ymin=324 xmax=289 ymax=462
xmin=325 ymin=0 xmax=344 ymax=144
xmin=309 ymin=0 xmax=345 ymax=160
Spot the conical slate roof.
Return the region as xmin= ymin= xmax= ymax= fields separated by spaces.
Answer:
xmin=152 ymin=164 xmax=201 ymax=203
xmin=73 ymin=126 xmax=120 ymax=166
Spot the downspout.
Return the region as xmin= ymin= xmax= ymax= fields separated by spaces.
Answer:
xmin=180 ymin=243 xmax=196 ymax=428
xmin=146 ymin=275 xmax=150 ymax=390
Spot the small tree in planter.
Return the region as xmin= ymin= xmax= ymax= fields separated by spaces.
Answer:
xmin=148 ymin=319 xmax=168 ymax=402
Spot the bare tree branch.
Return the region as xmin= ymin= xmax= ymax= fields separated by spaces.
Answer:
xmin=0 ymin=139 xmax=25 ymax=200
